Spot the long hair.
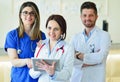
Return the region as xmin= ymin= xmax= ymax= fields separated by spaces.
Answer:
xmin=18 ymin=1 xmax=41 ymax=40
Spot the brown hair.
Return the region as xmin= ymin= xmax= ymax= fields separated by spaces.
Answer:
xmin=18 ymin=1 xmax=41 ymax=40
xmin=80 ymin=1 xmax=97 ymax=15
xmin=46 ymin=14 xmax=67 ymax=40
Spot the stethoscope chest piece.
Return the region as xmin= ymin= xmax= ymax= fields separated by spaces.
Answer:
xmin=17 ymin=49 xmax=22 ymax=54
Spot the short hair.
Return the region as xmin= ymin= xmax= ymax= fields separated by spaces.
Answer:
xmin=80 ymin=1 xmax=97 ymax=15
xmin=46 ymin=14 xmax=67 ymax=40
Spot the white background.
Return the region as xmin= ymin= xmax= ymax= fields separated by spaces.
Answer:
xmin=0 ymin=0 xmax=120 ymax=48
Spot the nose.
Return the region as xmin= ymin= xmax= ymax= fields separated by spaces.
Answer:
xmin=85 ymin=16 xmax=90 ymax=20
xmin=50 ymin=30 xmax=54 ymax=34
xmin=50 ymin=28 xmax=57 ymax=35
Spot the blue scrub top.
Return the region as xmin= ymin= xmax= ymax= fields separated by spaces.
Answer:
xmin=4 ymin=29 xmax=46 ymax=82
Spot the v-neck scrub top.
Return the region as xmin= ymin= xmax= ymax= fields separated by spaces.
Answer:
xmin=4 ymin=29 xmax=46 ymax=82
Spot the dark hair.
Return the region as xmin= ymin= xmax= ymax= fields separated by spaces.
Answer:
xmin=18 ymin=1 xmax=41 ymax=40
xmin=46 ymin=14 xmax=67 ymax=40
xmin=80 ymin=1 xmax=97 ymax=15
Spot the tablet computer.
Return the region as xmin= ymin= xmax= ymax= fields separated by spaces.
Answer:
xmin=31 ymin=58 xmax=60 ymax=71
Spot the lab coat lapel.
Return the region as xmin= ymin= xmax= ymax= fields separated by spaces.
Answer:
xmin=50 ymin=40 xmax=66 ymax=59
xmin=87 ymin=28 xmax=97 ymax=44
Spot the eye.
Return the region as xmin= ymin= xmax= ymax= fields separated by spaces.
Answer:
xmin=54 ymin=28 xmax=59 ymax=31
xmin=47 ymin=26 xmax=51 ymax=30
xmin=21 ymin=11 xmax=35 ymax=16
xmin=22 ymin=11 xmax=28 ymax=15
xmin=83 ymin=14 xmax=87 ymax=17
xmin=29 ymin=12 xmax=35 ymax=16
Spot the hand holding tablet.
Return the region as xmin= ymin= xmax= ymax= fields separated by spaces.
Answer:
xmin=31 ymin=58 xmax=60 ymax=71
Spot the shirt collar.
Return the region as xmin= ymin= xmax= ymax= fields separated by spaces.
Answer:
xmin=82 ymin=26 xmax=96 ymax=37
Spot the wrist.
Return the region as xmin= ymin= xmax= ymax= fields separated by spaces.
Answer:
xmin=49 ymin=74 xmax=54 ymax=77
xmin=49 ymin=73 xmax=56 ymax=80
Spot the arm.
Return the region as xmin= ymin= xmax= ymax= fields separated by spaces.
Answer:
xmin=77 ymin=32 xmax=111 ymax=66
xmin=76 ymin=53 xmax=97 ymax=67
xmin=7 ymin=48 xmax=32 ymax=68
xmin=29 ymin=68 xmax=41 ymax=79
xmin=52 ymin=45 xmax=74 ymax=81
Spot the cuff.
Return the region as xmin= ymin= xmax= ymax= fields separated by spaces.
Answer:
xmin=49 ymin=72 xmax=57 ymax=80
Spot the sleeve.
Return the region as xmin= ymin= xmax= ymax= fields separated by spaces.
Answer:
xmin=41 ymin=31 xmax=46 ymax=40
xmin=69 ymin=35 xmax=83 ymax=67
xmin=51 ymin=44 xmax=74 ymax=81
xmin=4 ymin=30 xmax=18 ymax=51
xmin=29 ymin=68 xmax=42 ymax=79
xmin=83 ymin=32 xmax=111 ymax=65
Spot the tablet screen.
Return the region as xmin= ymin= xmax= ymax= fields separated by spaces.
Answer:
xmin=32 ymin=58 xmax=60 ymax=71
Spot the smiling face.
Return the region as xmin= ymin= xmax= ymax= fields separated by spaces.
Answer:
xmin=20 ymin=7 xmax=35 ymax=27
xmin=81 ymin=8 xmax=98 ymax=28
xmin=46 ymin=20 xmax=62 ymax=41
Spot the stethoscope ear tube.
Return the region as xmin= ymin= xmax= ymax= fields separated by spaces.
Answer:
xmin=17 ymin=28 xmax=22 ymax=54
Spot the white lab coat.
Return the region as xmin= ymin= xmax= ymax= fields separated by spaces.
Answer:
xmin=70 ymin=27 xmax=111 ymax=82
xmin=29 ymin=39 xmax=74 ymax=82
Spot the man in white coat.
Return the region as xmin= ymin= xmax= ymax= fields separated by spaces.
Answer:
xmin=70 ymin=1 xmax=111 ymax=82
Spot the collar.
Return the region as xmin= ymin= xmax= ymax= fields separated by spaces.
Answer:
xmin=82 ymin=26 xmax=96 ymax=37
xmin=43 ymin=38 xmax=66 ymax=48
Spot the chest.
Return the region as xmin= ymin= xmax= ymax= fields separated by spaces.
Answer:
xmin=35 ymin=44 xmax=65 ymax=59
xmin=75 ymin=34 xmax=101 ymax=53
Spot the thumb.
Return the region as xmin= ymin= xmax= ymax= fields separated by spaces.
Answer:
xmin=52 ymin=62 xmax=56 ymax=67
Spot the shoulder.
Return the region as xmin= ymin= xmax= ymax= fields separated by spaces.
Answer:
xmin=70 ymin=32 xmax=83 ymax=44
xmin=7 ymin=29 xmax=17 ymax=35
xmin=95 ymin=27 xmax=111 ymax=42
xmin=6 ymin=29 xmax=18 ymax=39
xmin=40 ymin=31 xmax=46 ymax=40
xmin=64 ymin=41 xmax=74 ymax=50
xmin=96 ymin=27 xmax=110 ymax=37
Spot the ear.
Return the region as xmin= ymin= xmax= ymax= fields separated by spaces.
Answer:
xmin=80 ymin=15 xmax=82 ymax=19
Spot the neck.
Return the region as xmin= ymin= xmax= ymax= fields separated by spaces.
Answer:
xmin=85 ymin=27 xmax=94 ymax=36
xmin=24 ymin=25 xmax=32 ymax=36
xmin=49 ymin=40 xmax=57 ymax=51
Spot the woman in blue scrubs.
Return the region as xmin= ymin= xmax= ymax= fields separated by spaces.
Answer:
xmin=4 ymin=1 xmax=46 ymax=82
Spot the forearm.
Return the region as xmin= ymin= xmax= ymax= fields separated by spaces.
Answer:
xmin=76 ymin=53 xmax=96 ymax=66
xmin=53 ymin=68 xmax=72 ymax=81
xmin=29 ymin=68 xmax=41 ymax=79
xmin=11 ymin=58 xmax=28 ymax=67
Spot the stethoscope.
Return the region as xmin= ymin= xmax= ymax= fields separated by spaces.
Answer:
xmin=17 ymin=29 xmax=35 ymax=54
xmin=17 ymin=41 xmax=35 ymax=54
xmin=35 ymin=43 xmax=64 ymax=58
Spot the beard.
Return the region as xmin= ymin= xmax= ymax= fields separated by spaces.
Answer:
xmin=83 ymin=20 xmax=95 ymax=28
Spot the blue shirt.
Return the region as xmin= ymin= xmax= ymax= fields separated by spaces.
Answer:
xmin=4 ymin=29 xmax=46 ymax=82
xmin=82 ymin=27 xmax=96 ymax=42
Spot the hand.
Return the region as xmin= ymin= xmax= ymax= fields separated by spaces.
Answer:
xmin=37 ymin=40 xmax=42 ymax=47
xmin=36 ymin=60 xmax=56 ymax=76
xmin=82 ymin=64 xmax=97 ymax=68
xmin=26 ymin=59 xmax=32 ymax=68
xmin=76 ymin=53 xmax=84 ymax=60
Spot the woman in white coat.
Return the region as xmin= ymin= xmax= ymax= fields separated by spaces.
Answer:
xmin=70 ymin=1 xmax=111 ymax=82
xmin=29 ymin=14 xmax=74 ymax=82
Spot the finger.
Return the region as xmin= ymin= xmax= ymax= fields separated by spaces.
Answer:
xmin=41 ymin=60 xmax=47 ymax=65
xmin=37 ymin=40 xmax=42 ymax=47
xmin=51 ymin=62 xmax=56 ymax=69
